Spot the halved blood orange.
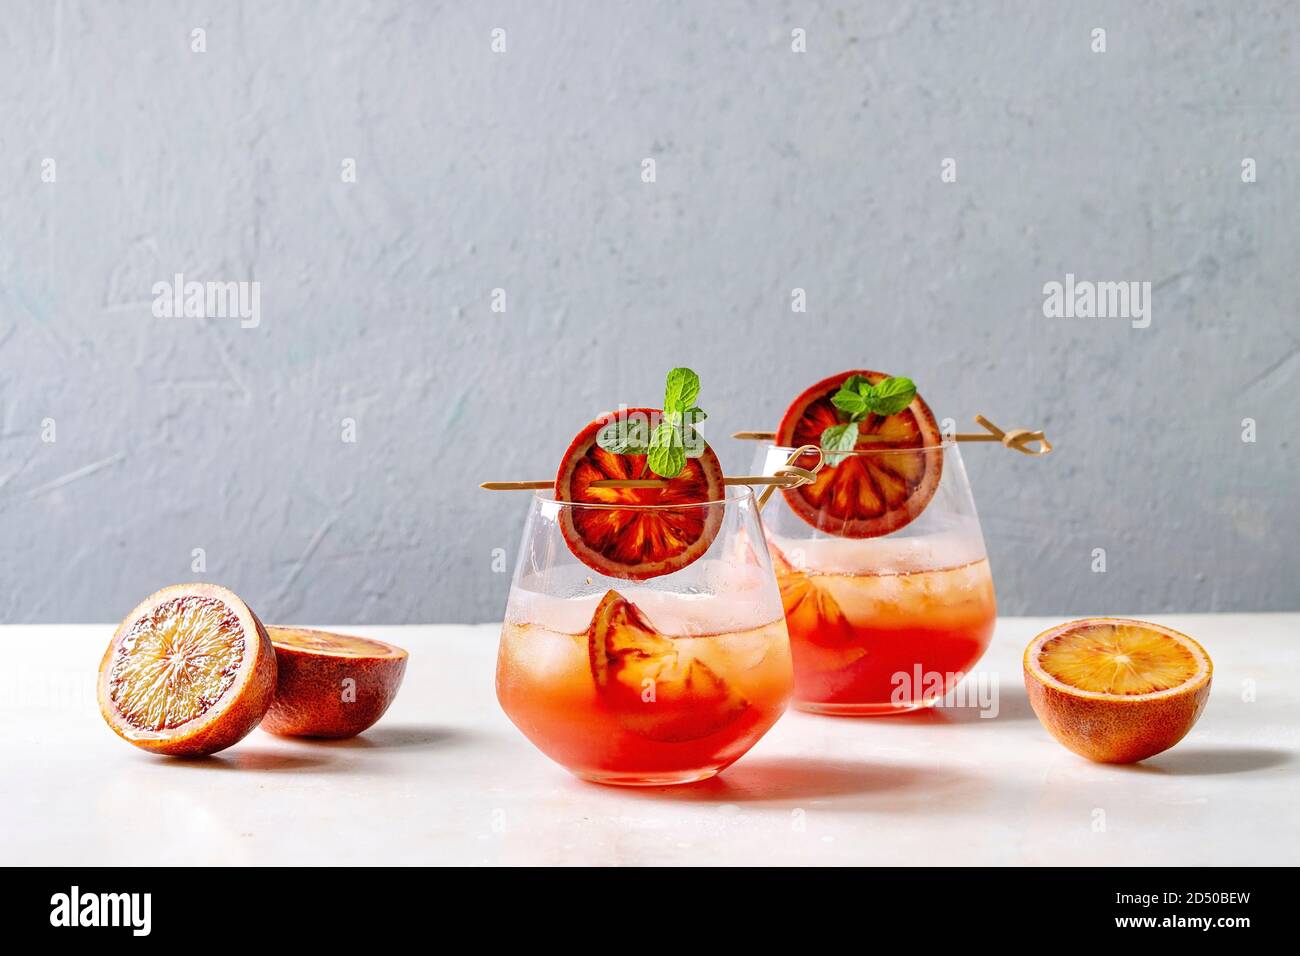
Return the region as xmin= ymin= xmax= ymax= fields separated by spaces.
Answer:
xmin=262 ymin=627 xmax=408 ymax=738
xmin=1024 ymin=618 xmax=1213 ymax=764
xmin=97 ymin=583 xmax=277 ymax=756
xmin=556 ymin=408 xmax=725 ymax=580
xmin=587 ymin=590 xmax=748 ymax=742
xmin=775 ymin=370 xmax=943 ymax=538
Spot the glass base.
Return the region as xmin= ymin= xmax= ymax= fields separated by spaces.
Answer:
xmin=575 ymin=767 xmax=724 ymax=787
xmin=796 ymin=698 xmax=941 ymax=717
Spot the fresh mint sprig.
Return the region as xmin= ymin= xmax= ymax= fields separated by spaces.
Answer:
xmin=595 ymin=367 xmax=709 ymax=479
xmin=663 ymin=366 xmax=700 ymax=413
xmin=821 ymin=374 xmax=917 ymax=466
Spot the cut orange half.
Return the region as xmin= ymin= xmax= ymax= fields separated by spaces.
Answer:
xmin=262 ymin=627 xmax=408 ymax=738
xmin=1024 ymin=618 xmax=1212 ymax=764
xmin=587 ymin=590 xmax=748 ymax=742
xmin=97 ymin=583 xmax=277 ymax=756
xmin=775 ymin=370 xmax=943 ymax=538
xmin=556 ymin=408 xmax=725 ymax=580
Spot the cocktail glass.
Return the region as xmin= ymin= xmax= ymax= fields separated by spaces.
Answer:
xmin=752 ymin=441 xmax=996 ymax=716
xmin=496 ymin=487 xmax=793 ymax=785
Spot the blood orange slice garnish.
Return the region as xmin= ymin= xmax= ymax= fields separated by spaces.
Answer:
xmin=97 ymin=583 xmax=277 ymax=756
xmin=587 ymin=590 xmax=748 ymax=742
xmin=776 ymin=370 xmax=943 ymax=538
xmin=556 ymin=408 xmax=725 ymax=580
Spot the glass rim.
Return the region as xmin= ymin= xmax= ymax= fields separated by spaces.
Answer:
xmin=765 ymin=438 xmax=957 ymax=458
xmin=532 ymin=484 xmax=755 ymax=511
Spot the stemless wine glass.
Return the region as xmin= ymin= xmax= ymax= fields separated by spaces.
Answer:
xmin=495 ymin=487 xmax=793 ymax=786
xmin=752 ymin=441 xmax=996 ymax=716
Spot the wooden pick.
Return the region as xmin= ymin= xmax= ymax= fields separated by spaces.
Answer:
xmin=957 ymin=415 xmax=1052 ymax=456
xmin=479 ymin=473 xmax=819 ymax=492
xmin=480 ymin=446 xmax=825 ymax=500
xmin=756 ymin=444 xmax=822 ymax=511
xmin=732 ymin=414 xmax=1052 ymax=457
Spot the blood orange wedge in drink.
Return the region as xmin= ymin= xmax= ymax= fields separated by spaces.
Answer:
xmin=1024 ymin=618 xmax=1212 ymax=763
xmin=776 ymin=370 xmax=943 ymax=537
xmin=556 ymin=407 xmax=725 ymax=579
xmin=97 ymin=583 xmax=277 ymax=756
xmin=770 ymin=546 xmax=859 ymax=649
xmin=262 ymin=627 xmax=408 ymax=738
xmin=588 ymin=590 xmax=748 ymax=742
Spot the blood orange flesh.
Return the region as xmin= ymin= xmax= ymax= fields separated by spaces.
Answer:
xmin=556 ymin=408 xmax=725 ymax=580
xmin=1024 ymin=618 xmax=1212 ymax=764
xmin=97 ymin=583 xmax=277 ymax=756
xmin=775 ymin=370 xmax=943 ymax=537
xmin=587 ymin=590 xmax=748 ymax=742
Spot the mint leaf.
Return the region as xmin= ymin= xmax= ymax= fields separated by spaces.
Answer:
xmin=647 ymin=422 xmax=686 ymax=478
xmin=821 ymin=421 xmax=860 ymax=466
xmin=830 ymin=374 xmax=875 ymax=421
xmin=596 ymin=432 xmax=650 ymax=455
xmin=663 ymin=367 xmax=700 ymax=414
xmin=831 ymin=388 xmax=870 ymax=418
xmin=596 ymin=415 xmax=652 ymax=454
xmin=863 ymin=377 xmax=916 ymax=416
xmin=665 ymin=407 xmax=706 ymax=428
xmin=845 ymin=374 xmax=873 ymax=396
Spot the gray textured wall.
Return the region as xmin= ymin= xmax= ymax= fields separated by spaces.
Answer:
xmin=1 ymin=1 xmax=1296 ymax=624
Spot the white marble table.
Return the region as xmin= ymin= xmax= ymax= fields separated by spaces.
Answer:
xmin=1 ymin=615 xmax=1295 ymax=866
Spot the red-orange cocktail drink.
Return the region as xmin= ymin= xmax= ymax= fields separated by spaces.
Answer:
xmin=757 ymin=430 xmax=996 ymax=714
xmin=773 ymin=544 xmax=996 ymax=714
xmin=493 ymin=376 xmax=795 ymax=784
xmin=755 ymin=370 xmax=999 ymax=716
xmin=498 ymin=587 xmax=792 ymax=784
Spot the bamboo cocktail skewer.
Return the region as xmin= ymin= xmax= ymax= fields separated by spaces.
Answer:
xmin=731 ymin=414 xmax=1052 ymax=457
xmin=480 ymin=476 xmax=804 ymax=491
xmin=755 ymin=445 xmax=821 ymax=510
xmin=482 ymin=414 xmax=1049 ymax=503
xmin=480 ymin=445 xmax=825 ymax=513
xmin=482 ymin=414 xmax=1046 ymax=495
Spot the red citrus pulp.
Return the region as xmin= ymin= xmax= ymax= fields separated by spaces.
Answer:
xmin=587 ymin=590 xmax=749 ymax=742
xmin=775 ymin=370 xmax=943 ymax=537
xmin=97 ymin=583 xmax=277 ymax=756
xmin=555 ymin=408 xmax=725 ymax=579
